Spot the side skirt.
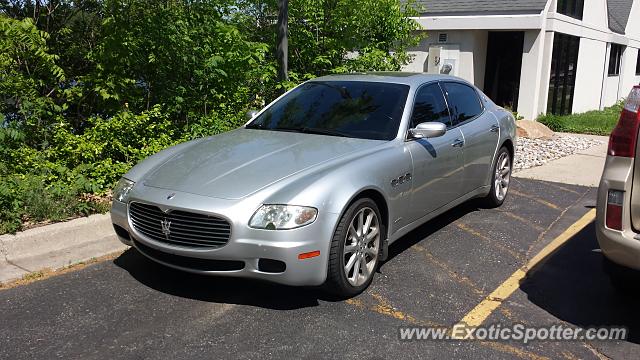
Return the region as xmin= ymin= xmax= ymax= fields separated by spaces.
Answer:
xmin=388 ymin=185 xmax=490 ymax=244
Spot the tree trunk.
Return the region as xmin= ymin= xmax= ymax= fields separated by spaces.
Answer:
xmin=276 ymin=0 xmax=289 ymax=82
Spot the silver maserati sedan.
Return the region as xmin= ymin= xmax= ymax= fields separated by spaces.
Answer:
xmin=111 ymin=72 xmax=516 ymax=296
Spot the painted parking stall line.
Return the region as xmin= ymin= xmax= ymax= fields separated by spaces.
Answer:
xmin=455 ymin=208 xmax=596 ymax=330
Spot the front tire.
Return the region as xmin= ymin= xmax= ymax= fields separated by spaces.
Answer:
xmin=325 ymin=198 xmax=383 ymax=297
xmin=482 ymin=146 xmax=511 ymax=208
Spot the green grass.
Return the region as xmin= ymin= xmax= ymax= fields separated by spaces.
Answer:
xmin=537 ymin=102 xmax=623 ymax=136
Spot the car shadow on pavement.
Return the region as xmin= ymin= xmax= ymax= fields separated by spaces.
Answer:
xmin=113 ymin=249 xmax=327 ymax=310
xmin=383 ymin=200 xmax=481 ymax=265
xmin=113 ymin=200 xmax=482 ymax=310
xmin=520 ymin=222 xmax=640 ymax=344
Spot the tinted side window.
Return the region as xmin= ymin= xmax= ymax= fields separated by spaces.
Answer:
xmin=411 ymin=83 xmax=451 ymax=128
xmin=442 ymin=82 xmax=483 ymax=124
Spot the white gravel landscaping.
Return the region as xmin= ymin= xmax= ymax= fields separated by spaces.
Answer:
xmin=514 ymin=135 xmax=604 ymax=171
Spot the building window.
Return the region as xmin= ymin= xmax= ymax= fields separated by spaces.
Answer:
xmin=608 ymin=44 xmax=625 ymax=76
xmin=557 ymin=0 xmax=584 ymax=20
xmin=547 ymin=33 xmax=580 ymax=115
xmin=636 ymin=50 xmax=640 ymax=75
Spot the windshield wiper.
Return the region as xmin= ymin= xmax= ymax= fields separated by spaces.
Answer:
xmin=245 ymin=123 xmax=266 ymax=129
xmin=272 ymin=126 xmax=352 ymax=138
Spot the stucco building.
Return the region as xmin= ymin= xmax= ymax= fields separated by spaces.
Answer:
xmin=403 ymin=0 xmax=640 ymax=120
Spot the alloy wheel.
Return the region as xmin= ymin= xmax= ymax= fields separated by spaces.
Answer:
xmin=494 ymin=151 xmax=511 ymax=201
xmin=343 ymin=207 xmax=380 ymax=287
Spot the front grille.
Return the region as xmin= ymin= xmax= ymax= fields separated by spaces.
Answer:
xmin=129 ymin=202 xmax=231 ymax=248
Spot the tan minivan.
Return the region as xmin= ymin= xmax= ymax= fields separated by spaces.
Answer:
xmin=597 ymin=85 xmax=640 ymax=292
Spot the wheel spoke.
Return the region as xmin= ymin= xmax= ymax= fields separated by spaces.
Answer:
xmin=365 ymin=227 xmax=379 ymax=242
xmin=351 ymin=257 xmax=362 ymax=283
xmin=349 ymin=223 xmax=358 ymax=239
xmin=500 ymin=155 xmax=508 ymax=169
xmin=360 ymin=256 xmax=370 ymax=278
xmin=357 ymin=211 xmax=364 ymax=236
xmin=345 ymin=253 xmax=357 ymax=274
xmin=363 ymin=212 xmax=373 ymax=235
xmin=364 ymin=246 xmax=377 ymax=257
xmin=344 ymin=244 xmax=357 ymax=253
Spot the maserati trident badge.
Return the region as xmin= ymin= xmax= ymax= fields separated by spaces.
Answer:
xmin=161 ymin=219 xmax=171 ymax=239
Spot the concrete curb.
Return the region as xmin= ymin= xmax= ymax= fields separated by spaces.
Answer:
xmin=0 ymin=213 xmax=128 ymax=285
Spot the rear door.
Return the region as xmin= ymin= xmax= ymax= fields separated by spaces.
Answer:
xmin=405 ymin=82 xmax=464 ymax=222
xmin=442 ymin=82 xmax=500 ymax=194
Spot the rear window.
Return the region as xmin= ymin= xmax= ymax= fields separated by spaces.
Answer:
xmin=442 ymin=82 xmax=483 ymax=124
xmin=247 ymin=81 xmax=410 ymax=140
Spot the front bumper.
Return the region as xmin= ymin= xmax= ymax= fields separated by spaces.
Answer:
xmin=110 ymin=187 xmax=338 ymax=286
xmin=596 ymin=155 xmax=640 ymax=270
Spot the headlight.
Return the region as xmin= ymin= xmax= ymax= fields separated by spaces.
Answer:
xmin=113 ymin=178 xmax=135 ymax=202
xmin=249 ymin=205 xmax=318 ymax=230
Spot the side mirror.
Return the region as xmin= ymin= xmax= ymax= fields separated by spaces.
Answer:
xmin=409 ymin=122 xmax=447 ymax=139
xmin=246 ymin=109 xmax=259 ymax=120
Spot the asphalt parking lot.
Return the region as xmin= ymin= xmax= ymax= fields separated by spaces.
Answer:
xmin=1 ymin=178 xmax=637 ymax=359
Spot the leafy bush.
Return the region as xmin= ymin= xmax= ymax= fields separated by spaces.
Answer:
xmin=537 ymin=102 xmax=623 ymax=136
xmin=0 ymin=172 xmax=109 ymax=234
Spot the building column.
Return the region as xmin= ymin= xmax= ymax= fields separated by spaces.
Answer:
xmin=517 ymin=29 xmax=547 ymax=120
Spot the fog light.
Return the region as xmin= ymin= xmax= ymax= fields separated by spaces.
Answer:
xmin=606 ymin=190 xmax=624 ymax=231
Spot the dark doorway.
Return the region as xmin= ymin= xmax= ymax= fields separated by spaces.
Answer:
xmin=484 ymin=31 xmax=525 ymax=111
xmin=547 ymin=33 xmax=580 ymax=115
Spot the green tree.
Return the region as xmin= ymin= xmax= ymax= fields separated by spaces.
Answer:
xmin=95 ymin=0 xmax=272 ymax=124
xmin=0 ymin=15 xmax=64 ymax=146
xmin=236 ymin=0 xmax=422 ymax=82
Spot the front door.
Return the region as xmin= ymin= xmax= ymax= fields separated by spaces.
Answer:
xmin=484 ymin=31 xmax=524 ymax=111
xmin=442 ymin=82 xmax=500 ymax=194
xmin=405 ymin=82 xmax=465 ymax=222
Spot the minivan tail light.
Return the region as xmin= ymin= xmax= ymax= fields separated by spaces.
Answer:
xmin=606 ymin=190 xmax=624 ymax=231
xmin=608 ymin=86 xmax=640 ymax=157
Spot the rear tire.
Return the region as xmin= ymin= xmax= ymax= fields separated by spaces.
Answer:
xmin=482 ymin=146 xmax=511 ymax=208
xmin=325 ymin=198 xmax=384 ymax=298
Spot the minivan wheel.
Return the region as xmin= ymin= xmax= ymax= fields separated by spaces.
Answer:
xmin=325 ymin=198 xmax=383 ymax=297
xmin=482 ymin=146 xmax=511 ymax=208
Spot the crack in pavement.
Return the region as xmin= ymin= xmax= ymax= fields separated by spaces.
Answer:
xmin=523 ymin=187 xmax=590 ymax=262
xmin=456 ymin=222 xmax=526 ymax=261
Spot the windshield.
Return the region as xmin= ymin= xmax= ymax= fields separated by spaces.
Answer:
xmin=246 ymin=81 xmax=410 ymax=140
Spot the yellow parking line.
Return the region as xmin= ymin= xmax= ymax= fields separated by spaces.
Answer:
xmin=456 ymin=208 xmax=596 ymax=328
xmin=510 ymin=189 xmax=561 ymax=210
xmin=499 ymin=211 xmax=546 ymax=232
xmin=345 ymin=293 xmax=548 ymax=359
xmin=545 ymin=182 xmax=582 ymax=195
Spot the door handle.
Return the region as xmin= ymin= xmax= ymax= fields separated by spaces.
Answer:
xmin=451 ymin=138 xmax=464 ymax=147
xmin=489 ymin=124 xmax=499 ymax=133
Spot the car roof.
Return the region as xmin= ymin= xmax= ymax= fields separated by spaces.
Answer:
xmin=311 ymin=72 xmax=466 ymax=87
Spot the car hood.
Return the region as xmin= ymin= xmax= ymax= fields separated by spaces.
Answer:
xmin=142 ymin=128 xmax=384 ymax=199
